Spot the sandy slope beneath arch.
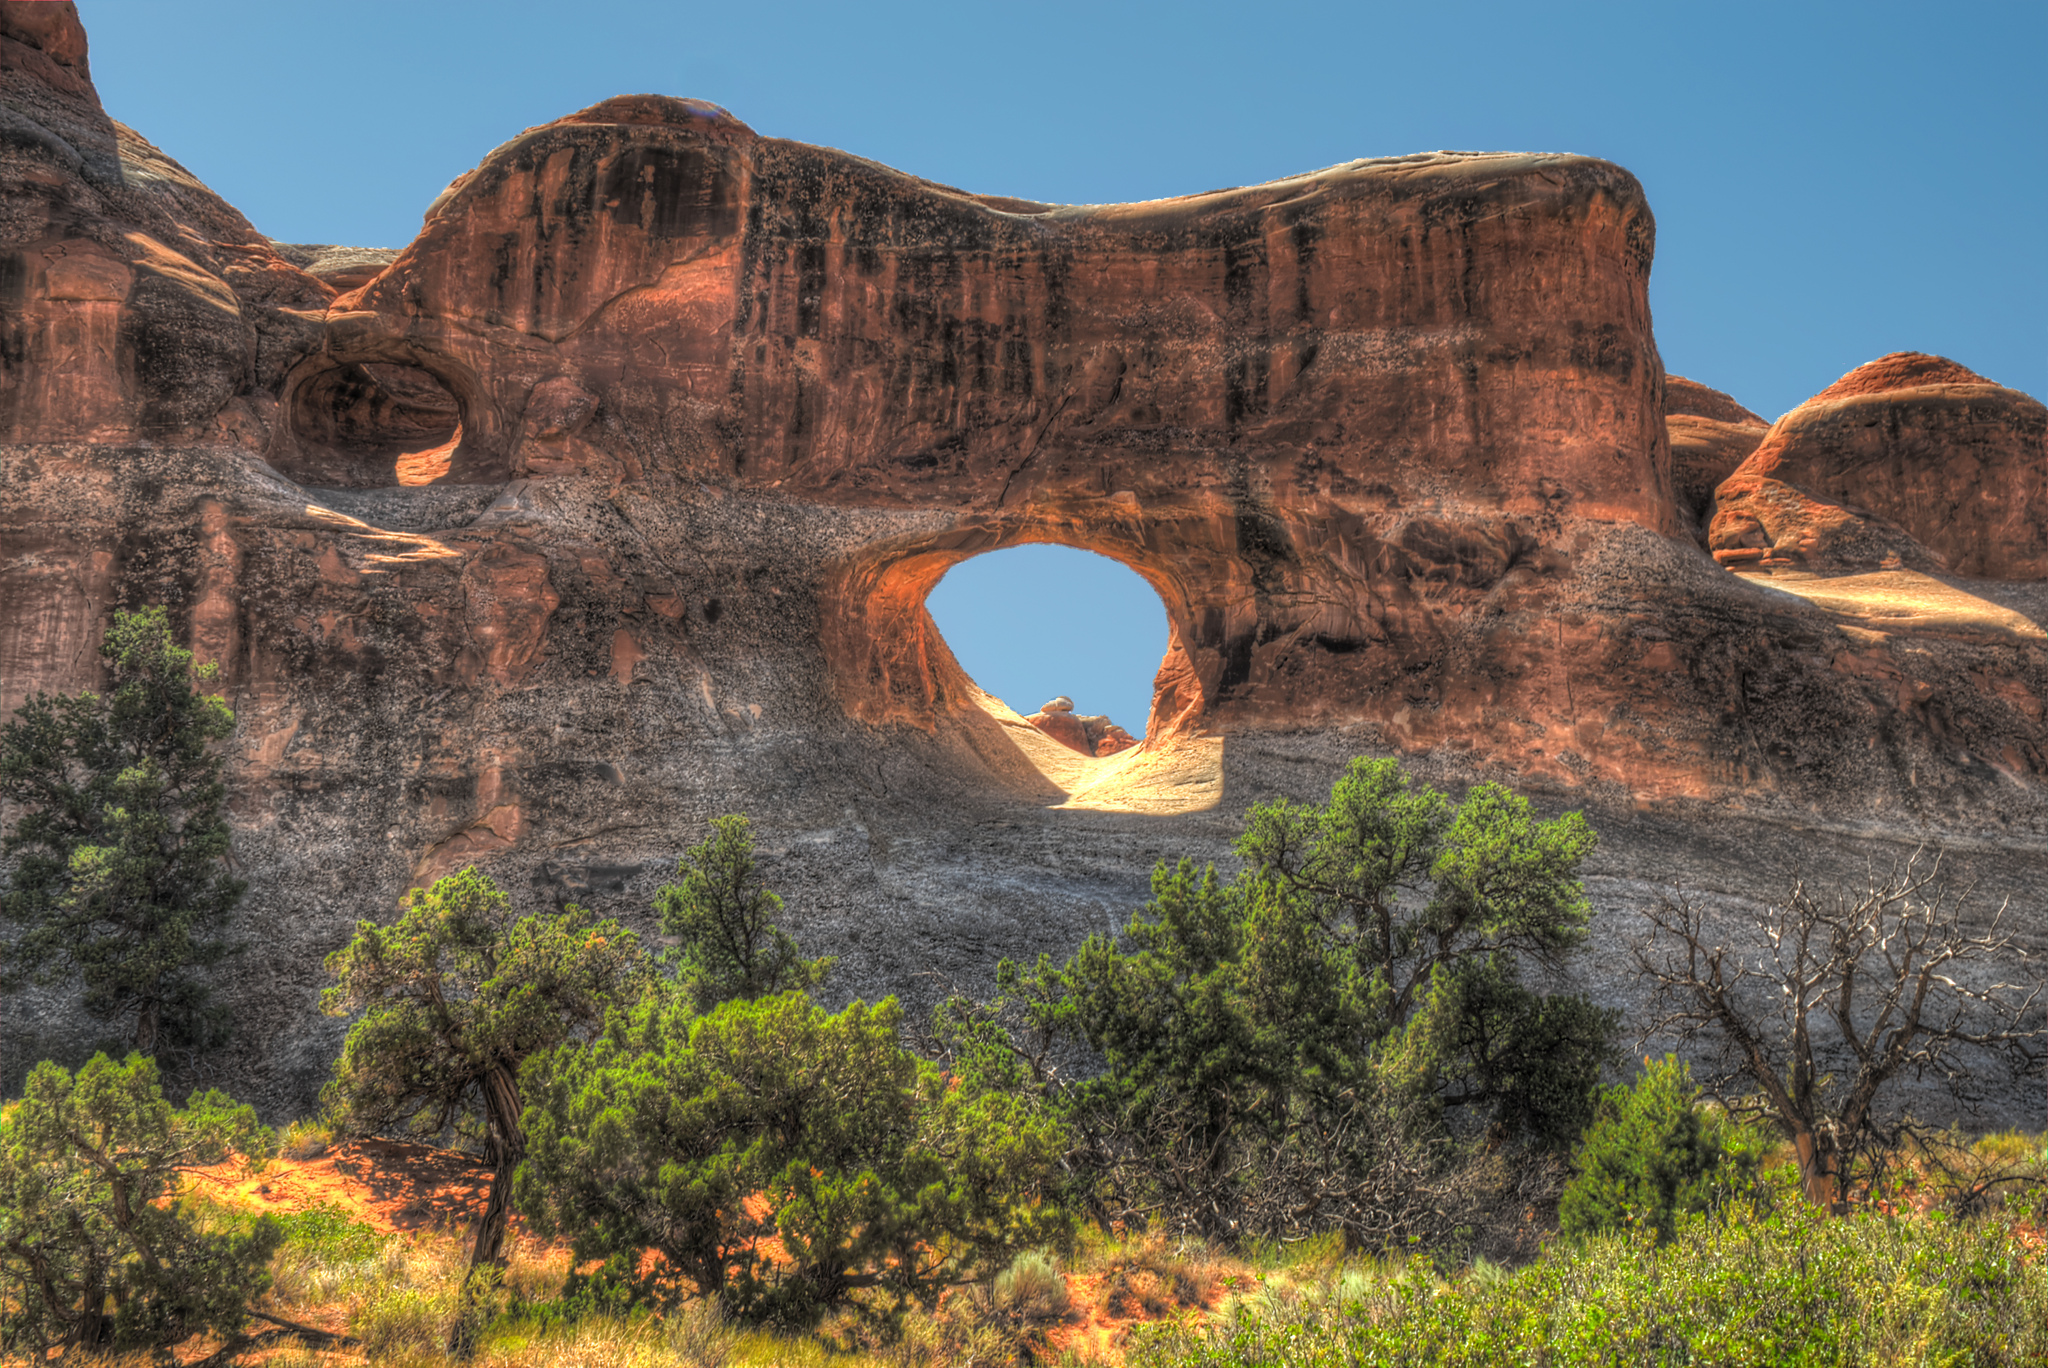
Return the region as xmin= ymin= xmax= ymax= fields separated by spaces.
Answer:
xmin=962 ymin=683 xmax=1224 ymax=814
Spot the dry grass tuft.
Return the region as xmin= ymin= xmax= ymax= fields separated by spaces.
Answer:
xmin=280 ymin=1117 xmax=340 ymax=1161
xmin=993 ymin=1249 xmax=1072 ymax=1324
xmin=1098 ymin=1231 xmax=1223 ymax=1320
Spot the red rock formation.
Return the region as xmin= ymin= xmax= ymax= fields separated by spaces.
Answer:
xmin=0 ymin=2 xmax=331 ymax=445
xmin=1022 ymin=698 xmax=1139 ymax=757
xmin=7 ymin=0 xmax=2048 ymax=1114
xmin=1026 ymin=707 xmax=1092 ymax=755
xmin=1667 ymin=375 xmax=1765 ymax=428
xmin=325 ymin=96 xmax=1673 ymax=523
xmin=1708 ymin=353 xmax=2048 ymax=576
xmin=1093 ymin=724 xmax=1138 ymax=757
xmin=1665 ymin=375 xmax=1768 ymax=533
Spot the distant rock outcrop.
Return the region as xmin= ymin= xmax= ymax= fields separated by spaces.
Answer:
xmin=1708 ymin=353 xmax=2048 ymax=575
xmin=1024 ymin=698 xmax=1138 ymax=757
xmin=1665 ymin=376 xmax=1768 ymax=534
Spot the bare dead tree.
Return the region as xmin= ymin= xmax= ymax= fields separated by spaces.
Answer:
xmin=1635 ymin=853 xmax=2043 ymax=1212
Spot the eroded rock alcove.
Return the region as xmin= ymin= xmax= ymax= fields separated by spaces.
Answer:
xmin=281 ymin=360 xmax=467 ymax=487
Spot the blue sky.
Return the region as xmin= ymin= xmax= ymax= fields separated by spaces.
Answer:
xmin=79 ymin=0 xmax=2044 ymax=735
xmin=926 ymin=547 xmax=1165 ymax=731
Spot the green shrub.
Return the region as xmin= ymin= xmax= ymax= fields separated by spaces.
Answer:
xmin=1134 ymin=1202 xmax=2048 ymax=1366
xmin=273 ymin=1203 xmax=385 ymax=1262
xmin=262 ymin=1203 xmax=398 ymax=1313
xmin=1558 ymin=1054 xmax=1756 ymax=1243
xmin=954 ymin=758 xmax=1614 ymax=1249
xmin=517 ymin=988 xmax=1069 ymax=1323
xmin=0 ymin=1052 xmax=281 ymax=1358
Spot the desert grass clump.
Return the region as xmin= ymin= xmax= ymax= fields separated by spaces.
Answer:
xmin=498 ymin=1239 xmax=574 ymax=1310
xmin=270 ymin=1222 xmax=464 ymax=1364
xmin=846 ymin=1303 xmax=1020 ymax=1368
xmin=1100 ymin=1230 xmax=1225 ymax=1320
xmin=352 ymin=1270 xmax=464 ymax=1363
xmin=280 ymin=1117 xmax=339 ymax=1160
xmin=474 ymin=1301 xmax=740 ymax=1368
xmin=260 ymin=1205 xmax=422 ymax=1321
xmin=992 ymin=1249 xmax=1071 ymax=1324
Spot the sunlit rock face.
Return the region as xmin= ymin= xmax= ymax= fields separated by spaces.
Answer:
xmin=4 ymin=0 xmax=2047 ymax=1115
xmin=1708 ymin=354 xmax=2048 ymax=577
xmin=1024 ymin=698 xmax=1138 ymax=757
xmin=1664 ymin=376 xmax=1767 ymax=536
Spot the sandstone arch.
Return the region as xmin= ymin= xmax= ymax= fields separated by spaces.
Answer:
xmin=824 ymin=518 xmax=1204 ymax=737
xmin=7 ymin=1 xmax=2048 ymax=1115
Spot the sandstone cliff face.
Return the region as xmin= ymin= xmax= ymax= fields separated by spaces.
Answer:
xmin=1665 ymin=375 xmax=1767 ymax=534
xmin=3 ymin=1 xmax=2046 ymax=1115
xmin=292 ymin=88 xmax=1681 ymax=762
xmin=0 ymin=3 xmax=331 ymax=449
xmin=1708 ymin=354 xmax=2048 ymax=576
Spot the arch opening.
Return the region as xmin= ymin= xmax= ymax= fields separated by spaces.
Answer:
xmin=277 ymin=359 xmax=493 ymax=488
xmin=928 ymin=544 xmax=1163 ymax=758
xmin=820 ymin=529 xmax=1220 ymax=814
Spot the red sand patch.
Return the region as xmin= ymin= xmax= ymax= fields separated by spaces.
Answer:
xmin=183 ymin=1137 xmax=497 ymax=1234
xmin=1039 ymin=1267 xmax=1244 ymax=1365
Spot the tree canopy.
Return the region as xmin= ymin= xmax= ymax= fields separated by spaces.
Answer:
xmin=954 ymin=757 xmax=1615 ymax=1244
xmin=321 ymin=867 xmax=648 ymax=1351
xmin=654 ymin=814 xmax=833 ymax=1010
xmin=519 ymin=990 xmax=1067 ymax=1323
xmin=0 ymin=1052 xmax=279 ymax=1358
xmin=0 ymin=607 xmax=244 ymax=1052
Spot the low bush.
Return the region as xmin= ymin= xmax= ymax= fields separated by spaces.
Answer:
xmin=1134 ymin=1201 xmax=2048 ymax=1367
xmin=1915 ymin=1126 xmax=2048 ymax=1217
xmin=1558 ymin=1053 xmax=1759 ymax=1243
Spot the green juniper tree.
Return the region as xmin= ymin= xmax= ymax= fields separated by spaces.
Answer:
xmin=321 ymin=868 xmax=648 ymax=1355
xmin=0 ymin=606 xmax=244 ymax=1054
xmin=518 ymin=990 xmax=1068 ymax=1323
xmin=0 ymin=1052 xmax=280 ymax=1359
xmin=1558 ymin=1054 xmax=1758 ymax=1243
xmin=655 ymin=814 xmax=833 ymax=1009
xmin=519 ymin=819 xmax=1061 ymax=1323
xmin=951 ymin=757 xmax=1616 ymax=1246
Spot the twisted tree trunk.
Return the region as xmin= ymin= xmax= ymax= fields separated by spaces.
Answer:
xmin=448 ymin=1064 xmax=525 ymax=1358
